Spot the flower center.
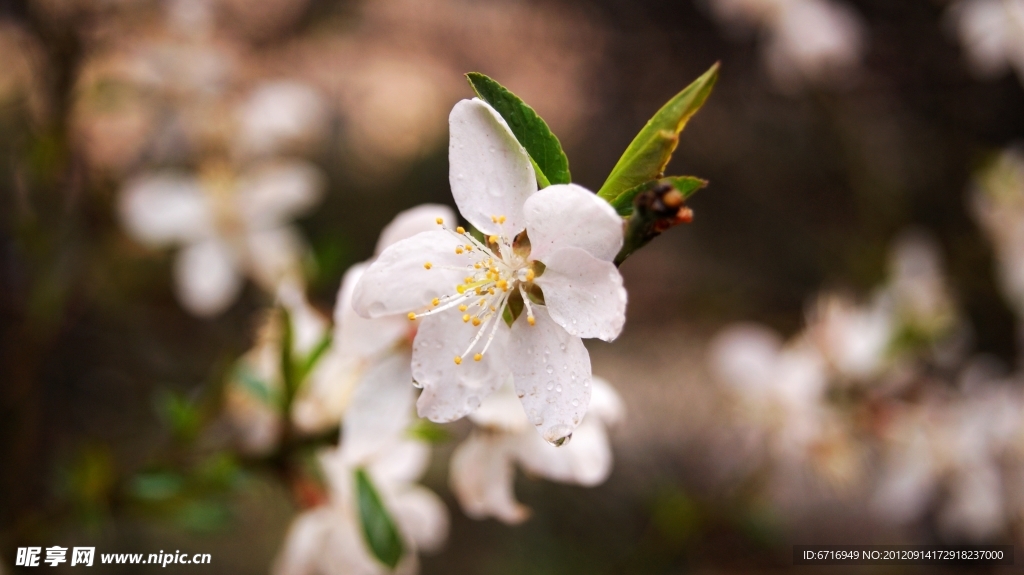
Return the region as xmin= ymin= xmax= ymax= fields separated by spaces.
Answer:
xmin=409 ymin=216 xmax=540 ymax=365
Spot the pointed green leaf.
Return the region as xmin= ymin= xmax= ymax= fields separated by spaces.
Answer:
xmin=611 ymin=176 xmax=707 ymax=216
xmin=355 ymin=468 xmax=404 ymax=569
xmin=466 ymin=72 xmax=570 ymax=187
xmin=597 ymin=63 xmax=718 ymax=201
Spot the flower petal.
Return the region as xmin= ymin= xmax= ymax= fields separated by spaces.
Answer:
xmin=449 ymin=432 xmax=529 ymax=524
xmin=353 ymin=230 xmax=470 ymax=318
xmin=335 ymin=263 xmax=409 ymax=361
xmin=449 ymin=98 xmax=536 ymax=236
xmin=391 ymin=486 xmax=449 ymax=553
xmin=509 ymin=306 xmax=591 ymax=444
xmin=524 ymin=183 xmax=623 ymax=262
xmin=119 ymin=172 xmax=214 ymax=246
xmin=340 ymin=353 xmax=416 ymax=466
xmin=468 ymin=379 xmax=529 ymax=433
xmin=534 ymin=246 xmax=627 ymax=341
xmin=271 ymin=507 xmax=334 ymax=575
xmin=588 ymin=376 xmax=625 ymax=427
xmin=246 ymin=226 xmax=306 ymax=291
xmin=237 ymin=161 xmax=325 ymax=230
xmin=375 ymin=204 xmax=458 ymax=256
xmin=173 ymin=238 xmax=243 ymax=316
xmin=412 ymin=308 xmax=511 ymax=422
xmin=292 ymin=352 xmax=361 ymax=434
xmin=514 ymin=417 xmax=612 ymax=486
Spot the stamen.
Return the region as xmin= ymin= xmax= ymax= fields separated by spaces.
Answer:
xmin=473 ymin=353 xmax=482 ymax=361
xmin=458 ymin=304 xmax=468 ymax=311
xmin=526 ymin=269 xmax=535 ymax=282
xmin=456 ymin=226 xmax=465 ymax=234
xmin=408 ymin=312 xmax=417 ymax=321
xmin=472 ymin=317 xmax=481 ymax=326
xmin=520 ymin=285 xmax=536 ymax=326
xmin=424 ymin=262 xmax=432 ymax=269
xmin=436 ymin=217 xmax=444 ymax=225
xmin=455 ymin=246 xmax=464 ymax=254
xmin=454 ymin=356 xmax=462 ymax=365
xmin=488 ymin=235 xmax=499 ymax=244
xmin=432 ymin=298 xmax=439 ymax=306
xmin=462 ymin=314 xmax=470 ymax=323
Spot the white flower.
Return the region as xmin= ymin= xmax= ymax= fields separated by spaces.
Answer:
xmin=971 ymin=148 xmax=1024 ymax=315
xmin=806 ymin=293 xmax=892 ymax=381
xmin=294 ymin=204 xmax=457 ymax=434
xmin=949 ymin=0 xmax=1024 ymax=86
xmin=234 ymin=81 xmax=329 ymax=160
xmin=273 ymin=334 xmax=447 ymax=575
xmin=119 ymin=160 xmax=324 ymax=316
xmin=707 ymin=0 xmax=865 ymax=91
xmin=449 ymin=377 xmax=624 ymax=524
xmin=353 ymin=98 xmax=627 ymax=445
xmin=225 ymin=283 xmax=329 ymax=453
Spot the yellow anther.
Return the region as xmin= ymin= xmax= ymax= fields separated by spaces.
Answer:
xmin=528 ymin=316 xmax=536 ymax=326
xmin=436 ymin=217 xmax=444 ymax=224
xmin=496 ymin=280 xmax=508 ymax=291
xmin=465 ymin=245 xmax=473 ymax=251
xmin=455 ymin=246 xmax=464 ymax=254
xmin=454 ymin=356 xmax=462 ymax=365
xmin=488 ymin=288 xmax=495 ymax=295
xmin=458 ymin=304 xmax=468 ymax=312
xmin=457 ymin=285 xmax=466 ymax=294
xmin=472 ymin=317 xmax=481 ymax=326
xmin=408 ymin=312 xmax=417 ymax=321
xmin=432 ymin=298 xmax=440 ymax=307
xmin=473 ymin=353 xmax=482 ymax=361
xmin=464 ymin=276 xmax=473 ymax=283
xmin=526 ymin=269 xmax=535 ymax=281
xmin=474 ymin=263 xmax=481 ymax=269
xmin=491 ymin=215 xmax=498 ymax=223
xmin=475 ymin=287 xmax=484 ymax=295
xmin=490 ymin=305 xmax=497 ymax=311
xmin=424 ymin=262 xmax=432 ymax=270
xmin=462 ymin=314 xmax=470 ymax=323
xmin=488 ymin=235 xmax=499 ymax=244
xmin=498 ymin=215 xmax=506 ymax=224
xmin=456 ymin=226 xmax=466 ymax=234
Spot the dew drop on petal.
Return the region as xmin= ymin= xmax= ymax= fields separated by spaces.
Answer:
xmin=555 ymin=385 xmax=562 ymax=393
xmin=559 ymin=343 xmax=566 ymax=351
xmin=545 ymin=381 xmax=554 ymax=391
xmin=544 ymin=425 xmax=573 ymax=446
xmin=571 ymin=399 xmax=579 ymax=407
xmin=466 ymin=396 xmax=481 ymax=410
xmin=545 ymin=365 xmax=554 ymax=374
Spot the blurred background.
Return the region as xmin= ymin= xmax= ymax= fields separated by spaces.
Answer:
xmin=2 ymin=0 xmax=1024 ymax=572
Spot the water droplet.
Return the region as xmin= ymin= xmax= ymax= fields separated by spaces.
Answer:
xmin=466 ymin=396 xmax=481 ymax=410
xmin=545 ymin=381 xmax=555 ymax=391
xmin=570 ymin=372 xmax=577 ymax=381
xmin=555 ymin=385 xmax=562 ymax=393
xmin=559 ymin=343 xmax=566 ymax=351
xmin=584 ymin=379 xmax=591 ymax=387
xmin=544 ymin=424 xmax=573 ymax=446
xmin=544 ymin=346 xmax=551 ymax=355
xmin=411 ymin=378 xmax=423 ymax=389
xmin=561 ymin=364 xmax=567 ymax=371
xmin=531 ymin=412 xmax=544 ymax=426
xmin=571 ymin=399 xmax=579 ymax=407
xmin=545 ymin=365 xmax=554 ymax=374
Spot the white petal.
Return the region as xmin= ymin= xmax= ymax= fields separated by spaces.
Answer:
xmin=514 ymin=417 xmax=612 ymax=486
xmin=119 ymin=172 xmax=214 ymax=246
xmin=292 ymin=352 xmax=362 ymax=434
xmin=708 ymin=323 xmax=783 ymax=396
xmin=173 ymin=239 xmax=243 ymax=316
xmin=412 ymin=308 xmax=511 ymax=422
xmin=449 ymin=432 xmax=529 ymax=524
xmin=588 ymin=376 xmax=625 ymax=427
xmin=448 ymin=98 xmax=536 ymax=236
xmin=509 ymin=306 xmax=591 ymax=444
xmin=524 ymin=184 xmax=623 ymax=262
xmin=235 ymin=81 xmax=328 ymax=159
xmin=335 ymin=264 xmax=409 ymax=361
xmin=246 ymin=226 xmax=306 ymax=291
xmin=367 ymin=439 xmax=431 ymax=488
xmin=236 ymin=161 xmax=325 ymax=230
xmin=468 ymin=379 xmax=530 ymax=433
xmin=392 ymin=486 xmax=449 ymax=553
xmin=340 ymin=353 xmax=416 ymax=466
xmin=375 ymin=204 xmax=458 ymax=255
xmin=534 ymin=247 xmax=627 ymax=341
xmin=271 ymin=508 xmax=333 ymax=575
xmin=353 ymin=230 xmax=470 ymax=318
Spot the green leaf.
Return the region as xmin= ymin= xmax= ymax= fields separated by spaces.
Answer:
xmin=131 ymin=472 xmax=185 ymax=502
xmin=597 ymin=63 xmax=718 ymax=202
xmin=296 ymin=332 xmax=333 ymax=383
xmin=466 ymin=72 xmax=570 ymax=187
xmin=611 ymin=176 xmax=707 ymax=216
xmin=407 ymin=419 xmax=452 ymax=443
xmin=355 ymin=468 xmax=404 ymax=569
xmin=233 ymin=362 xmax=278 ymax=407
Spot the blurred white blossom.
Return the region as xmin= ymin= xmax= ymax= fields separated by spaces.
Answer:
xmin=354 ymin=98 xmax=626 ymax=446
xmin=949 ymin=0 xmax=1024 ymax=86
xmin=119 ymin=160 xmax=324 ymax=316
xmin=972 ymin=148 xmax=1024 ymax=316
xmin=224 ymin=283 xmax=329 ymax=453
xmin=706 ymin=0 xmax=866 ymax=91
xmin=450 ymin=376 xmax=624 ymax=523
